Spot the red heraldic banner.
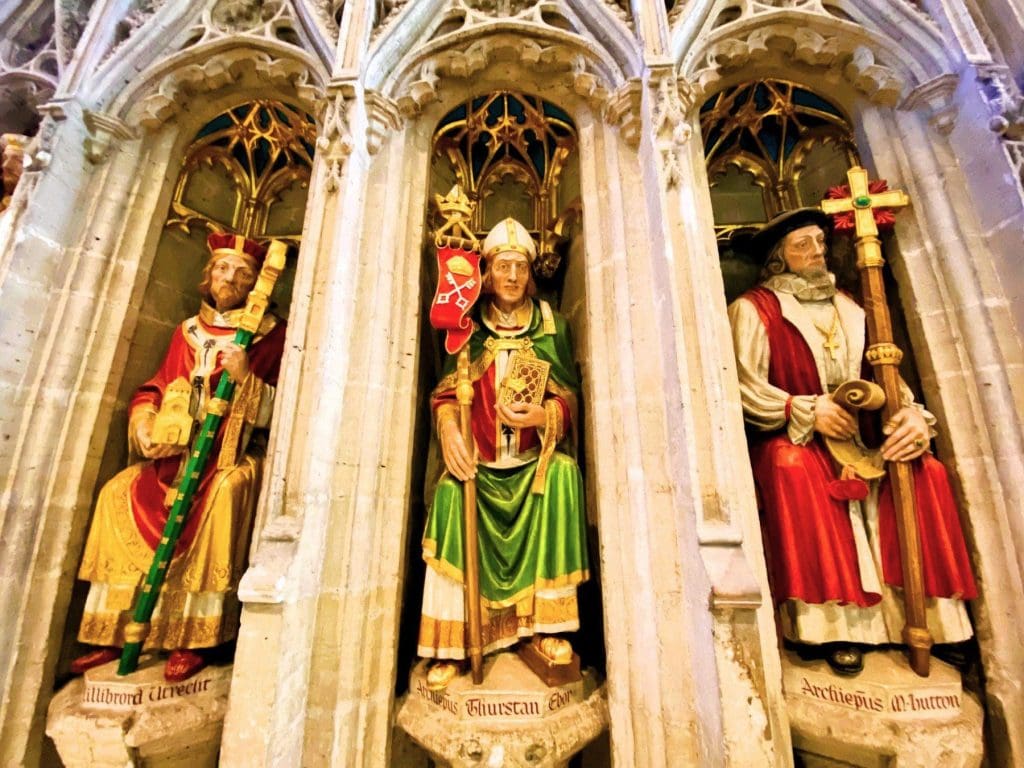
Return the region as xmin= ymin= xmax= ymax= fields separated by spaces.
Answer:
xmin=430 ymin=246 xmax=482 ymax=354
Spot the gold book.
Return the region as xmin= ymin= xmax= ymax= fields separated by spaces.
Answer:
xmin=498 ymin=351 xmax=550 ymax=407
xmin=151 ymin=377 xmax=194 ymax=448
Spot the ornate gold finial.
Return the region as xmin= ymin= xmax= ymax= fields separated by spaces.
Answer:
xmin=434 ymin=185 xmax=479 ymax=251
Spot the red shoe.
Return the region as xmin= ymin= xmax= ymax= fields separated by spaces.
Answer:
xmin=70 ymin=647 xmax=119 ymax=675
xmin=164 ymin=649 xmax=207 ymax=682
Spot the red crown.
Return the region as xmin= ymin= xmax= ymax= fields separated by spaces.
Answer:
xmin=206 ymin=232 xmax=267 ymax=266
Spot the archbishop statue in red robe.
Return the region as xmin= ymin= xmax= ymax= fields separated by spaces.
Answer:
xmin=728 ymin=208 xmax=976 ymax=674
xmin=72 ymin=233 xmax=286 ymax=682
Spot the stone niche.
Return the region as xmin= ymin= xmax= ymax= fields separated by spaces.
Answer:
xmin=394 ymin=89 xmax=608 ymax=767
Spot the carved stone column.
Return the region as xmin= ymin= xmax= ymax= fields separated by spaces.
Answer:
xmin=221 ymin=78 xmax=416 ymax=767
xmin=626 ymin=64 xmax=790 ymax=765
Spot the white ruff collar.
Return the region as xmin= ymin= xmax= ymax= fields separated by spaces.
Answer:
xmin=762 ymin=272 xmax=837 ymax=302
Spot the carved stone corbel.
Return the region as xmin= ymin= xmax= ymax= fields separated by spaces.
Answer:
xmin=364 ymin=91 xmax=403 ymax=155
xmin=24 ymin=102 xmax=69 ymax=172
xmin=899 ymin=73 xmax=960 ymax=136
xmin=606 ymin=78 xmax=643 ymax=148
xmin=83 ymin=110 xmax=137 ymax=164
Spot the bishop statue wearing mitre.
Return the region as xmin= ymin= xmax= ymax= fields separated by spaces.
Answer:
xmin=418 ymin=216 xmax=589 ymax=689
xmin=71 ymin=233 xmax=286 ymax=682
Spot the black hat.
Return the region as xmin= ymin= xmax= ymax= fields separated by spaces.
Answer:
xmin=750 ymin=207 xmax=832 ymax=262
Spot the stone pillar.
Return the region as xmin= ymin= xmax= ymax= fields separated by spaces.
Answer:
xmin=220 ymin=73 xmax=415 ymax=766
xmin=631 ymin=65 xmax=789 ymax=766
xmin=861 ymin=104 xmax=1024 ymax=766
xmin=565 ymin=72 xmax=732 ymax=766
xmin=0 ymin=99 xmax=173 ymax=767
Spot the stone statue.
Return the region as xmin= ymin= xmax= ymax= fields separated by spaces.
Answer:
xmin=418 ymin=217 xmax=589 ymax=689
xmin=71 ymin=233 xmax=287 ymax=682
xmin=727 ymin=208 xmax=977 ymax=675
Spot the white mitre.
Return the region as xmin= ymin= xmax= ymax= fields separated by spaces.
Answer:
xmin=482 ymin=217 xmax=537 ymax=263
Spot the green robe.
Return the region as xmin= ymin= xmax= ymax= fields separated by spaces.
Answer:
xmin=423 ymin=301 xmax=589 ymax=610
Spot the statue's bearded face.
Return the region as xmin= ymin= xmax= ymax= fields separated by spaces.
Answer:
xmin=488 ymin=251 xmax=531 ymax=309
xmin=781 ymin=224 xmax=829 ymax=278
xmin=209 ymin=253 xmax=257 ymax=312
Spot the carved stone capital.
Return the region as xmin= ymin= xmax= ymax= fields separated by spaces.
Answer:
xmin=83 ymin=111 xmax=137 ymax=164
xmin=899 ymin=73 xmax=960 ymax=136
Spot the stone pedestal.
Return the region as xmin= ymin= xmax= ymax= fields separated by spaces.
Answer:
xmin=782 ymin=649 xmax=983 ymax=767
xmin=396 ymin=653 xmax=609 ymax=768
xmin=46 ymin=656 xmax=232 ymax=768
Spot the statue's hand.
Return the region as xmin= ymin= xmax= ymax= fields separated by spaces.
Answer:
xmin=136 ymin=413 xmax=185 ymax=459
xmin=440 ymin=418 xmax=476 ymax=482
xmin=881 ymin=406 xmax=929 ymax=462
xmin=813 ymin=393 xmax=857 ymax=440
xmin=496 ymin=402 xmax=545 ymax=429
xmin=220 ymin=343 xmax=251 ymax=382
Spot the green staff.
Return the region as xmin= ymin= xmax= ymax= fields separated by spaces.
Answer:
xmin=118 ymin=240 xmax=287 ymax=676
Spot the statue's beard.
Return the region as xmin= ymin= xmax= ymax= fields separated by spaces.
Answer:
xmin=795 ymin=265 xmax=832 ymax=285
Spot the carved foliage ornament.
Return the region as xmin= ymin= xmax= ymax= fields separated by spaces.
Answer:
xmin=317 ymin=86 xmax=355 ymax=193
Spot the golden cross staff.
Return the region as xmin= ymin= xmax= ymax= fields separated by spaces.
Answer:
xmin=821 ymin=167 xmax=932 ymax=676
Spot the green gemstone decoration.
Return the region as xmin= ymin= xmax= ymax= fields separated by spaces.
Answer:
xmin=854 ymin=195 xmax=872 ymax=208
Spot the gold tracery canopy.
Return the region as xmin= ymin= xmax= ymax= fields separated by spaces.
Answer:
xmin=701 ymin=80 xmax=859 ymax=242
xmin=432 ymin=91 xmax=579 ymax=279
xmin=166 ymin=100 xmax=316 ymax=246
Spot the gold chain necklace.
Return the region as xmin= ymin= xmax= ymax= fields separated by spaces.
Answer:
xmin=814 ymin=307 xmax=841 ymax=361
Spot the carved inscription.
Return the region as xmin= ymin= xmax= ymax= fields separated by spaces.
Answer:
xmin=414 ymin=677 xmax=580 ymax=721
xmin=793 ymin=674 xmax=962 ymax=719
xmin=83 ymin=677 xmax=214 ymax=709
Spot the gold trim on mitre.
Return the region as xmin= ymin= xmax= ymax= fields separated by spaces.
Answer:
xmin=483 ymin=217 xmax=537 ymax=263
xmin=212 ymin=235 xmax=259 ymax=265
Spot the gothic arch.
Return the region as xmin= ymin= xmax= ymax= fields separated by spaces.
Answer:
xmin=108 ymin=38 xmax=325 ymax=134
xmin=78 ymin=2 xmax=329 ymax=128
xmin=677 ymin=0 xmax=955 ymax=111
xmin=366 ymin=0 xmax=640 ymax=115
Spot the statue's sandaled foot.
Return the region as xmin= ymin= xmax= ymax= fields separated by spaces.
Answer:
xmin=70 ymin=646 xmax=119 ymax=675
xmin=164 ymin=649 xmax=207 ymax=682
xmin=537 ymin=636 xmax=573 ymax=666
xmin=425 ymin=661 xmax=461 ymax=691
xmin=824 ymin=643 xmax=863 ymax=676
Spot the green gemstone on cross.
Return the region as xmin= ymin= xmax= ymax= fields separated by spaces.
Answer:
xmin=854 ymin=195 xmax=872 ymax=208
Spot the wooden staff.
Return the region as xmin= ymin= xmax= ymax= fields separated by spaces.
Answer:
xmin=431 ymin=186 xmax=485 ymax=683
xmin=117 ymin=240 xmax=287 ymax=676
xmin=456 ymin=345 xmax=484 ymax=684
xmin=821 ymin=167 xmax=932 ymax=676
